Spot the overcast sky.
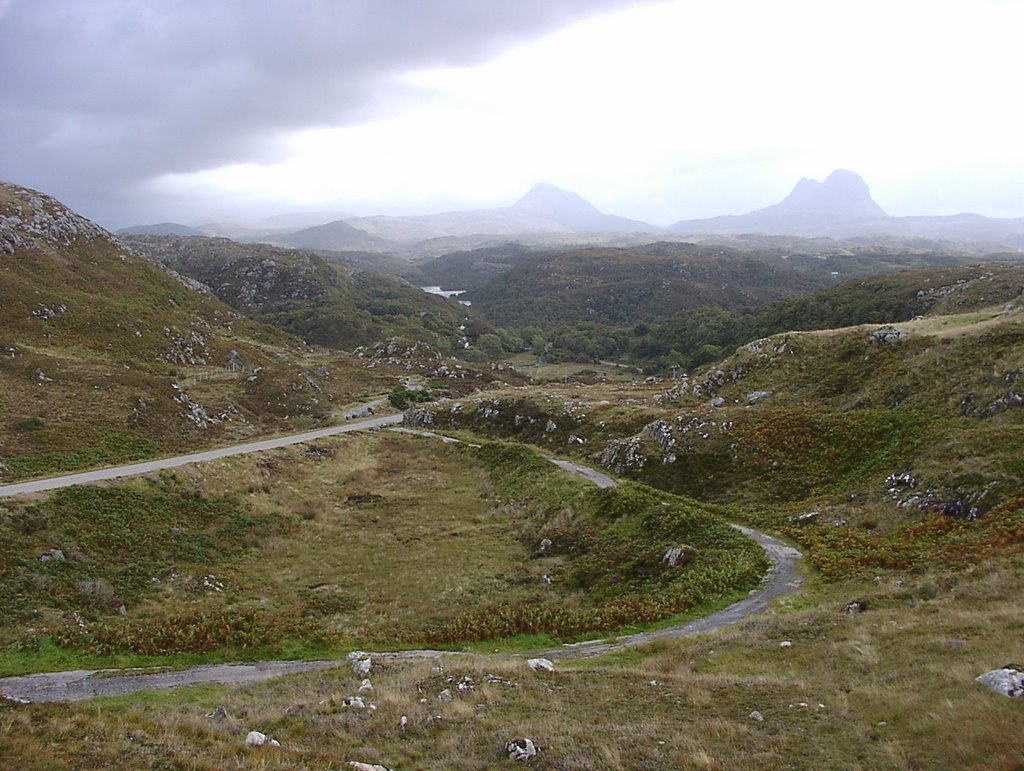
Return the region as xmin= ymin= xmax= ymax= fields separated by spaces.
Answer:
xmin=2 ymin=0 xmax=1022 ymax=228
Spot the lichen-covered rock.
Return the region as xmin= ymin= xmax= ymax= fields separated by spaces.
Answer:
xmin=662 ymin=545 xmax=697 ymax=568
xmin=347 ymin=651 xmax=373 ymax=678
xmin=599 ymin=435 xmax=647 ymax=474
xmin=869 ymin=325 xmax=908 ymax=345
xmin=746 ymin=390 xmax=773 ymax=405
xmin=976 ymin=667 xmax=1024 ymax=697
xmin=403 ymin=406 xmax=436 ymax=428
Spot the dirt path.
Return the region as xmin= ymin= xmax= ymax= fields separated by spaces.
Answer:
xmin=0 ymin=430 xmax=802 ymax=703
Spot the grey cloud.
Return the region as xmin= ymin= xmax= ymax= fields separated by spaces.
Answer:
xmin=0 ymin=0 xmax=639 ymax=222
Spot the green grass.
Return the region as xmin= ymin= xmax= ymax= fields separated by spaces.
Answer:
xmin=0 ymin=433 xmax=765 ymax=675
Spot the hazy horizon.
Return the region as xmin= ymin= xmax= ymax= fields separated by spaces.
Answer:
xmin=2 ymin=0 xmax=1022 ymax=229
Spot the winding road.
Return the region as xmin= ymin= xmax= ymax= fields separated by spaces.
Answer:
xmin=0 ymin=421 xmax=802 ymax=703
xmin=0 ymin=413 xmax=403 ymax=498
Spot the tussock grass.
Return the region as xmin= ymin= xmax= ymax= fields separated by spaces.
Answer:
xmin=6 ymin=559 xmax=1021 ymax=768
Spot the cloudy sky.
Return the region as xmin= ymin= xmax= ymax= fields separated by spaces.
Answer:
xmin=2 ymin=0 xmax=1022 ymax=228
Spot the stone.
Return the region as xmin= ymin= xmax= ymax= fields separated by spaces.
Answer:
xmin=749 ymin=710 xmax=765 ymax=722
xmin=869 ymin=325 xmax=908 ymax=345
xmin=662 ymin=544 xmax=696 ymax=568
xmin=342 ymin=696 xmax=367 ymax=709
xmin=976 ymin=667 xmax=1024 ymax=698
xmin=538 ymin=538 xmax=553 ymax=553
xmin=787 ymin=511 xmax=819 ymax=526
xmin=347 ymin=763 xmax=396 ymax=771
xmin=204 ymin=706 xmax=228 ymax=719
xmin=38 ymin=549 xmax=65 ymax=562
xmin=527 ymin=658 xmax=555 ymax=673
xmin=347 ymin=651 xmax=373 ymax=678
xmin=506 ymin=738 xmax=538 ymax=762
xmin=746 ymin=390 xmax=773 ymax=405
xmin=438 ymin=688 xmax=453 ymax=703
xmin=245 ymin=731 xmax=269 ymax=746
xmin=357 ymin=679 xmax=373 ymax=693
xmin=710 ymin=396 xmax=726 ymax=408
xmin=844 ymin=600 xmax=867 ymax=615
xmin=779 ymin=640 xmax=792 ymax=649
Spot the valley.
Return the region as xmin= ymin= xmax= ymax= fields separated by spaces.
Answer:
xmin=0 ymin=182 xmax=1022 ymax=769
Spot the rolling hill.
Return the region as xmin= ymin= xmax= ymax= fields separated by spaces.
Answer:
xmin=124 ymin=235 xmax=473 ymax=353
xmin=0 ymin=183 xmax=401 ymax=481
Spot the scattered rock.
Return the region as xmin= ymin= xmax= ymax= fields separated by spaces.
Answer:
xmin=204 ymin=706 xmax=228 ymax=720
xmin=869 ymin=325 xmax=908 ymax=345
xmin=662 ymin=544 xmax=697 ymax=568
xmin=342 ymin=696 xmax=367 ymax=709
xmin=506 ymin=738 xmax=539 ymax=762
xmin=844 ymin=600 xmax=868 ymax=615
xmin=245 ymin=730 xmax=280 ymax=747
xmin=527 ymin=658 xmax=555 ymax=673
xmin=710 ymin=396 xmax=726 ymax=408
xmin=538 ymin=538 xmax=553 ymax=554
xmin=749 ymin=710 xmax=765 ymax=722
xmin=976 ymin=667 xmax=1024 ymax=698
xmin=348 ymin=651 xmax=373 ymax=678
xmin=779 ymin=640 xmax=792 ymax=649
xmin=746 ymin=390 xmax=773 ymax=405
xmin=403 ymin=406 xmax=436 ymax=428
xmin=788 ymin=511 xmax=819 ymax=526
xmin=347 ymin=763 xmax=395 ymax=771
xmin=357 ymin=679 xmax=374 ymax=694
xmin=438 ymin=689 xmax=453 ymax=703
xmin=38 ymin=549 xmax=65 ymax=562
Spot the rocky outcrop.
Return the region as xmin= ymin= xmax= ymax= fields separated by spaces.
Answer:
xmin=0 ymin=185 xmax=108 ymax=254
xmin=869 ymin=326 xmax=908 ymax=345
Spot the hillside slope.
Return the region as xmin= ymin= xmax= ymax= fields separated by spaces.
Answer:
xmin=0 ymin=184 xmax=396 ymax=481
xmin=125 ymin=235 xmax=472 ymax=353
xmin=467 ymin=243 xmax=826 ymax=328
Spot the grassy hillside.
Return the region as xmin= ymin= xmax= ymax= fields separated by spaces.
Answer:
xmin=0 ymin=184 xmax=414 ymax=481
xmin=126 ymin=235 xmax=473 ymax=353
xmin=401 ymin=242 xmax=538 ymax=291
xmin=2 ymin=184 xmax=1023 ymax=769
xmin=2 ymin=303 xmax=1022 ymax=766
xmin=0 ymin=432 xmax=763 ymax=674
xmin=627 ymin=261 xmax=1024 ymax=371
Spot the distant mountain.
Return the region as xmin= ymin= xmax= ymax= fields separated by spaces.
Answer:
xmin=319 ymin=183 xmax=657 ymax=246
xmin=117 ymin=222 xmax=203 ymax=236
xmin=765 ymin=169 xmax=887 ymax=219
xmin=669 ymin=170 xmax=889 ymax=237
xmin=669 ymin=170 xmax=1024 ymax=247
xmin=274 ymin=219 xmax=394 ymax=252
xmin=511 ymin=183 xmax=655 ymax=233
